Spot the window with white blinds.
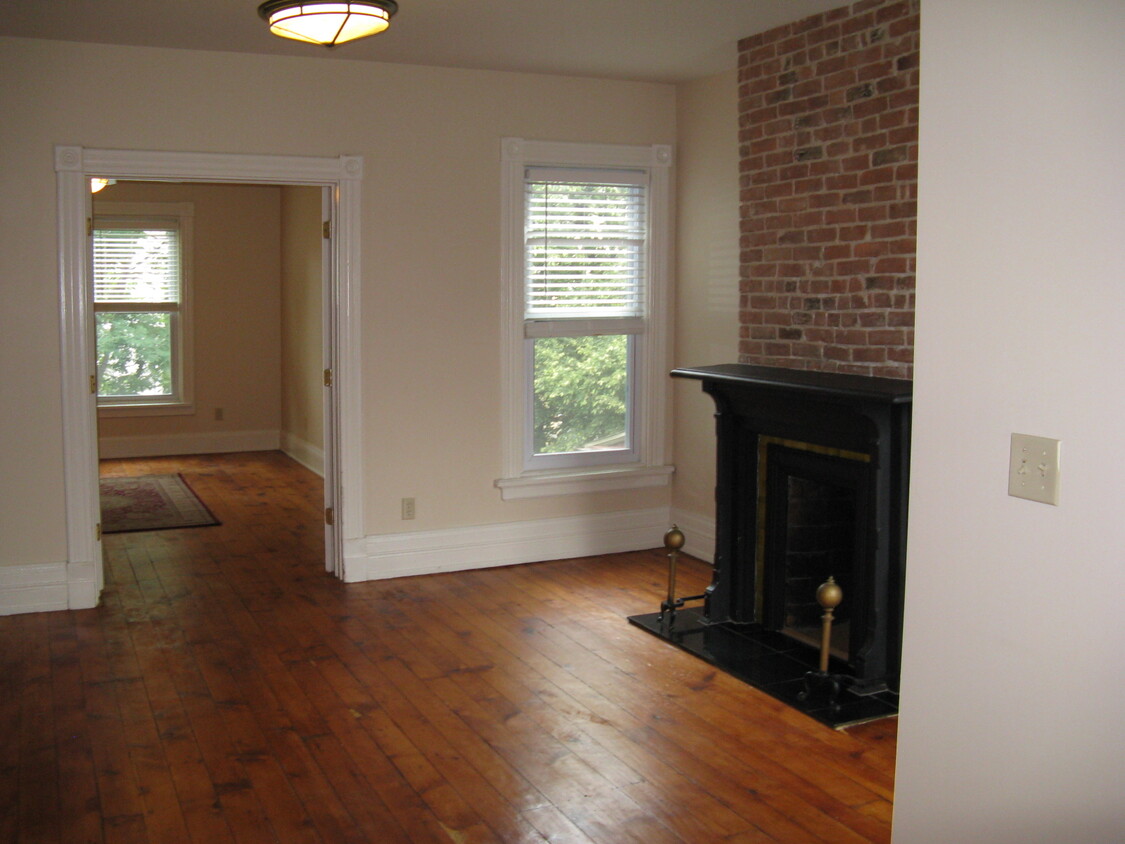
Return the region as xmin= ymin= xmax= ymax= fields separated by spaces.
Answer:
xmin=91 ymin=203 xmax=193 ymax=412
xmin=93 ymin=219 xmax=182 ymax=306
xmin=524 ymin=168 xmax=647 ymax=320
xmin=497 ymin=139 xmax=672 ymax=497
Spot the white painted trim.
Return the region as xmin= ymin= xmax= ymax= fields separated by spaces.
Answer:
xmin=97 ymin=429 xmax=282 ymax=459
xmin=346 ymin=507 xmax=673 ymax=583
xmin=669 ymin=507 xmax=716 ymax=565
xmin=320 ymin=187 xmax=336 ymax=572
xmin=55 ymin=147 xmax=104 ymax=605
xmin=80 ymin=148 xmax=362 ymax=184
xmin=53 ymin=146 xmax=363 ymax=611
xmin=0 ymin=561 xmax=99 ymax=615
xmin=333 ymin=161 xmax=364 ymax=579
xmin=496 ymin=464 xmax=673 ymax=500
xmin=281 ymin=431 xmax=325 ymax=477
xmin=97 ymin=403 xmax=197 ymax=418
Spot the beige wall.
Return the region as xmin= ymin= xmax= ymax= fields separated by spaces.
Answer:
xmin=94 ymin=180 xmax=283 ymax=446
xmin=670 ymin=70 xmax=741 ymax=542
xmin=279 ymin=186 xmax=324 ymax=467
xmin=0 ymin=36 xmax=676 ymax=566
xmin=894 ymin=1 xmax=1125 ymax=839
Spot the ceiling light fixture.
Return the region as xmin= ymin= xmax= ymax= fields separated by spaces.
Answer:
xmin=258 ymin=0 xmax=399 ymax=47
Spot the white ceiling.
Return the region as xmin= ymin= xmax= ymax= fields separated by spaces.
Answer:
xmin=0 ymin=0 xmax=843 ymax=84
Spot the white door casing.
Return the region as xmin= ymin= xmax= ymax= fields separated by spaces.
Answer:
xmin=55 ymin=146 xmax=365 ymax=603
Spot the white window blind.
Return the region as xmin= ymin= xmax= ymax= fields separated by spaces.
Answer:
xmin=93 ymin=220 xmax=182 ymax=304
xmin=524 ymin=167 xmax=647 ymax=319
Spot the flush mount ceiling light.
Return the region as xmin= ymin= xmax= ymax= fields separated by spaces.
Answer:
xmin=258 ymin=0 xmax=399 ymax=47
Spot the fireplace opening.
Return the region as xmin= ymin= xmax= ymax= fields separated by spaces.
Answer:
xmin=780 ymin=476 xmax=854 ymax=655
xmin=760 ymin=440 xmax=870 ymax=666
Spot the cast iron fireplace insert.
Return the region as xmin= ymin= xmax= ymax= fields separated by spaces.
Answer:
xmin=629 ymin=364 xmax=911 ymax=727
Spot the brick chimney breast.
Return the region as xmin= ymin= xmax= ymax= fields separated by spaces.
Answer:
xmin=737 ymin=0 xmax=919 ymax=379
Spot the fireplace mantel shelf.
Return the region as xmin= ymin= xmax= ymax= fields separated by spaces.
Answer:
xmin=671 ymin=364 xmax=912 ymax=405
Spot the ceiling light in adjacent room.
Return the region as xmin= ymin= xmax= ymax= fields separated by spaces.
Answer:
xmin=258 ymin=1 xmax=399 ymax=47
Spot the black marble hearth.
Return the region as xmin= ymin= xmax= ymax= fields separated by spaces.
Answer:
xmin=628 ymin=609 xmax=898 ymax=728
xmin=630 ymin=364 xmax=911 ymax=728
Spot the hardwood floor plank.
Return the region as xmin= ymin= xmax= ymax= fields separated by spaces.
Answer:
xmin=297 ymin=631 xmax=523 ymax=841
xmin=445 ymin=562 xmax=859 ymax=844
xmin=445 ymin=576 xmax=819 ymax=844
xmin=282 ymin=658 xmax=454 ymax=843
xmin=498 ymin=559 xmax=893 ymax=839
xmin=519 ymin=804 xmax=598 ymax=844
xmin=51 ymin=616 xmax=106 ymax=844
xmin=0 ymin=451 xmax=897 ymax=843
xmin=400 ymin=578 xmax=761 ymax=841
xmin=17 ymin=631 xmax=63 ymax=844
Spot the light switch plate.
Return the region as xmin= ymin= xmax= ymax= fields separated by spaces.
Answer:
xmin=1008 ymin=433 xmax=1061 ymax=505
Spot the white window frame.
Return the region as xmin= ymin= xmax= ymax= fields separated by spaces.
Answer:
xmin=496 ymin=138 xmax=674 ymax=500
xmin=92 ymin=201 xmax=194 ymax=417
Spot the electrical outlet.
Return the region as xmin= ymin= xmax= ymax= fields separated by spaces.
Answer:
xmin=401 ymin=497 xmax=416 ymax=520
xmin=1008 ymin=433 xmax=1060 ymax=505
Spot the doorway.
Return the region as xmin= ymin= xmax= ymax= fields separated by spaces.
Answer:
xmin=55 ymin=147 xmax=365 ymax=608
xmin=92 ymin=179 xmax=326 ymax=558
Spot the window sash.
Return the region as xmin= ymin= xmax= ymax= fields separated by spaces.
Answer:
xmin=520 ymin=168 xmax=648 ymax=471
xmin=93 ymin=218 xmax=182 ymax=305
xmin=524 ymin=169 xmax=647 ymax=319
xmin=95 ymin=310 xmax=181 ymax=402
xmin=524 ymin=316 xmax=644 ymax=339
xmin=524 ymin=333 xmax=638 ymax=470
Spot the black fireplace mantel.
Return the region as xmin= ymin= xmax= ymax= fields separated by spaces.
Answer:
xmin=675 ymin=364 xmax=911 ymax=687
xmin=630 ymin=364 xmax=911 ymax=724
xmin=673 ymin=363 xmax=912 ymax=455
xmin=673 ymin=362 xmax=912 ymax=402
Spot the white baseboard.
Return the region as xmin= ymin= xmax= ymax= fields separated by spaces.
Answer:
xmin=0 ymin=560 xmax=99 ymax=615
xmin=1 ymin=504 xmax=704 ymax=614
xmin=343 ymin=506 xmax=674 ymax=583
xmin=670 ymin=507 xmax=716 ymax=564
xmin=280 ymin=431 xmax=325 ymax=477
xmin=98 ymin=429 xmax=281 ymax=459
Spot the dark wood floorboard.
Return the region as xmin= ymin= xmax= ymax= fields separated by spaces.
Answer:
xmin=0 ymin=450 xmax=896 ymax=842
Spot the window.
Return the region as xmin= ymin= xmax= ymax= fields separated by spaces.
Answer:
xmin=92 ymin=202 xmax=194 ymax=414
xmin=497 ymin=139 xmax=673 ymax=499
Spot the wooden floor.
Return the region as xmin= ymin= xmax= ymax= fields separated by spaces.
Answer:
xmin=0 ymin=451 xmax=896 ymax=843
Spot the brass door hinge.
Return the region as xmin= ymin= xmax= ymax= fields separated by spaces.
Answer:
xmin=95 ymin=523 xmax=102 ymax=541
xmin=90 ymin=374 xmax=97 ymax=394
xmin=87 ymin=217 xmax=94 ymax=237
xmin=324 ymin=368 xmax=333 ymax=388
xmin=323 ymin=220 xmax=331 ymax=239
xmin=324 ymin=507 xmax=334 ymax=526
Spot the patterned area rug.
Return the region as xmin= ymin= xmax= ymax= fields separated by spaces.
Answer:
xmin=100 ymin=474 xmax=220 ymax=534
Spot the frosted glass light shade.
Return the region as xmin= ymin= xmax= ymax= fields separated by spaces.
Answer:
xmin=258 ymin=0 xmax=398 ymax=47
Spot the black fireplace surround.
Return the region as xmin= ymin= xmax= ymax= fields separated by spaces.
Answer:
xmin=629 ymin=364 xmax=911 ymax=727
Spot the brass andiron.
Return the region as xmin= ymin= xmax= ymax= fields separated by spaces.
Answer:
xmin=816 ymin=576 xmax=842 ymax=673
xmin=798 ymin=576 xmax=852 ymax=712
xmin=658 ymin=525 xmax=705 ymax=625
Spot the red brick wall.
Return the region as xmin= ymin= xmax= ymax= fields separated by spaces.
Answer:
xmin=738 ymin=0 xmax=919 ymax=379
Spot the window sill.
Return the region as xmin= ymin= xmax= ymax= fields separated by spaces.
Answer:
xmin=97 ymin=402 xmax=195 ymax=419
xmin=495 ymin=464 xmax=674 ymax=501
